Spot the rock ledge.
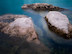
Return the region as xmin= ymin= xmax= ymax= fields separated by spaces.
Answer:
xmin=22 ymin=3 xmax=66 ymax=11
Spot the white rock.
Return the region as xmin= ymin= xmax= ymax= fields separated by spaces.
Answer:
xmin=2 ymin=17 xmax=39 ymax=42
xmin=10 ymin=18 xmax=33 ymax=29
xmin=46 ymin=11 xmax=69 ymax=34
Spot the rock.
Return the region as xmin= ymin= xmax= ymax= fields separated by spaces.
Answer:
xmin=0 ymin=14 xmax=50 ymax=54
xmin=22 ymin=3 xmax=65 ymax=11
xmin=1 ymin=18 xmax=38 ymax=40
xmin=45 ymin=11 xmax=72 ymax=39
xmin=68 ymin=24 xmax=72 ymax=37
xmin=0 ymin=22 xmax=8 ymax=30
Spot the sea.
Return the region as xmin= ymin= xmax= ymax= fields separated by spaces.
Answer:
xmin=0 ymin=0 xmax=72 ymax=54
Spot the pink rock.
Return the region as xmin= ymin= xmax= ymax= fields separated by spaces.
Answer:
xmin=0 ymin=14 xmax=50 ymax=54
xmin=45 ymin=11 xmax=72 ymax=39
xmin=22 ymin=3 xmax=65 ymax=11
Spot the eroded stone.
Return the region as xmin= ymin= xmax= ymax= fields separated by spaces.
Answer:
xmin=22 ymin=3 xmax=65 ymax=11
xmin=45 ymin=11 xmax=72 ymax=39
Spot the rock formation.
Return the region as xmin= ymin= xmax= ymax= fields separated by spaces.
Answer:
xmin=0 ymin=14 xmax=50 ymax=54
xmin=45 ymin=11 xmax=72 ymax=39
xmin=22 ymin=3 xmax=65 ymax=11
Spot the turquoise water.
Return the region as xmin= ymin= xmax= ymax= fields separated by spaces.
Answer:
xmin=0 ymin=0 xmax=72 ymax=54
xmin=0 ymin=0 xmax=72 ymax=15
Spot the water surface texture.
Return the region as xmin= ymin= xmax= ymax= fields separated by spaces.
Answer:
xmin=0 ymin=0 xmax=72 ymax=54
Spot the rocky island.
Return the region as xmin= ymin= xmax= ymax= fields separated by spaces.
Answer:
xmin=45 ymin=11 xmax=72 ymax=39
xmin=22 ymin=3 xmax=66 ymax=11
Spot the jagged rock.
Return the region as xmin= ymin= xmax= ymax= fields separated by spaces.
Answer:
xmin=22 ymin=3 xmax=65 ymax=11
xmin=0 ymin=14 xmax=50 ymax=54
xmin=45 ymin=11 xmax=72 ymax=39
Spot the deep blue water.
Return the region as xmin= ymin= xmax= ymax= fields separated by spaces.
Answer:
xmin=0 ymin=0 xmax=72 ymax=54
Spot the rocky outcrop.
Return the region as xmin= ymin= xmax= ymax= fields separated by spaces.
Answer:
xmin=22 ymin=3 xmax=65 ymax=11
xmin=0 ymin=14 xmax=50 ymax=54
xmin=45 ymin=11 xmax=72 ymax=39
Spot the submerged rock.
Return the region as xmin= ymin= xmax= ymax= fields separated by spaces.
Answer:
xmin=0 ymin=14 xmax=50 ymax=54
xmin=22 ymin=3 xmax=65 ymax=11
xmin=45 ymin=11 xmax=72 ymax=39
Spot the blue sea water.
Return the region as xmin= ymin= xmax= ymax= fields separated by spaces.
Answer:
xmin=0 ymin=0 xmax=72 ymax=54
xmin=0 ymin=0 xmax=72 ymax=15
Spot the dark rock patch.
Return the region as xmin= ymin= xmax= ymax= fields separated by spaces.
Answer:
xmin=22 ymin=3 xmax=67 ymax=11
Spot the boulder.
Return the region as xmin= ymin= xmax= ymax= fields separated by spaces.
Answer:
xmin=45 ymin=11 xmax=72 ymax=39
xmin=1 ymin=18 xmax=38 ymax=40
xmin=0 ymin=14 xmax=50 ymax=54
xmin=22 ymin=3 xmax=65 ymax=11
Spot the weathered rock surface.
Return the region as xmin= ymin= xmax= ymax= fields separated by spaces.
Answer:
xmin=0 ymin=14 xmax=50 ymax=54
xmin=45 ymin=11 xmax=72 ymax=39
xmin=22 ymin=3 xmax=65 ymax=11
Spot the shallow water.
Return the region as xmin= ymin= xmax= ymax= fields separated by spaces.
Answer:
xmin=0 ymin=0 xmax=72 ymax=54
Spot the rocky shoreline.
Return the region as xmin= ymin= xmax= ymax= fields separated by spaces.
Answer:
xmin=0 ymin=14 xmax=50 ymax=54
xmin=0 ymin=3 xmax=72 ymax=54
xmin=22 ymin=3 xmax=66 ymax=11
